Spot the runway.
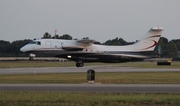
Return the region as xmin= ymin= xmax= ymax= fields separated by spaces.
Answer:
xmin=0 ymin=84 xmax=180 ymax=93
xmin=0 ymin=66 xmax=180 ymax=74
xmin=0 ymin=66 xmax=180 ymax=93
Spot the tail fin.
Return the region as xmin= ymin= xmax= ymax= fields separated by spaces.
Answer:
xmin=134 ymin=26 xmax=163 ymax=51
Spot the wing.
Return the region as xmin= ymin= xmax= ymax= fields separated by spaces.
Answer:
xmin=76 ymin=39 xmax=95 ymax=44
xmin=62 ymin=39 xmax=95 ymax=51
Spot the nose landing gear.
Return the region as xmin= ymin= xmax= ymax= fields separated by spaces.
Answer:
xmin=29 ymin=56 xmax=33 ymax=61
xmin=29 ymin=53 xmax=35 ymax=61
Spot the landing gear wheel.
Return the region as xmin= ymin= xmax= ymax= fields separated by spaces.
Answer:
xmin=80 ymin=63 xmax=84 ymax=67
xmin=76 ymin=63 xmax=80 ymax=67
xmin=76 ymin=61 xmax=84 ymax=67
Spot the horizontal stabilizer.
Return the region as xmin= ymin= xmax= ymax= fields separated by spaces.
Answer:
xmin=151 ymin=26 xmax=163 ymax=31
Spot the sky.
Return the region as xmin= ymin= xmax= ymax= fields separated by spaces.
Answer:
xmin=0 ymin=0 xmax=180 ymax=43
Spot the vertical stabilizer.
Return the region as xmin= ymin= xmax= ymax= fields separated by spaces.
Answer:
xmin=134 ymin=26 xmax=163 ymax=51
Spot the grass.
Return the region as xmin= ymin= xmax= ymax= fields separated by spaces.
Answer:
xmin=0 ymin=61 xmax=180 ymax=105
xmin=0 ymin=92 xmax=180 ymax=106
xmin=0 ymin=72 xmax=180 ymax=84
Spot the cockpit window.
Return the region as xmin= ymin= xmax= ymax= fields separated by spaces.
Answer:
xmin=29 ymin=41 xmax=41 ymax=45
xmin=29 ymin=41 xmax=37 ymax=44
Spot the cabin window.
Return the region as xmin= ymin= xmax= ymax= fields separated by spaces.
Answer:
xmin=37 ymin=42 xmax=41 ymax=45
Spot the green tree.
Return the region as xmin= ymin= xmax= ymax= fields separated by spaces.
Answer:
xmin=103 ymin=37 xmax=128 ymax=45
xmin=154 ymin=37 xmax=168 ymax=57
xmin=153 ymin=37 xmax=171 ymax=57
xmin=0 ymin=40 xmax=11 ymax=56
xmin=0 ymin=39 xmax=31 ymax=57
xmin=166 ymin=40 xmax=179 ymax=58
xmin=160 ymin=37 xmax=168 ymax=44
xmin=52 ymin=35 xmax=59 ymax=39
xmin=172 ymin=39 xmax=180 ymax=51
xmin=42 ymin=32 xmax=51 ymax=39
xmin=118 ymin=38 xmax=127 ymax=45
xmin=176 ymin=42 xmax=180 ymax=51
xmin=59 ymin=34 xmax=72 ymax=40
xmin=8 ymin=39 xmax=32 ymax=57
xmin=94 ymin=41 xmax=101 ymax=44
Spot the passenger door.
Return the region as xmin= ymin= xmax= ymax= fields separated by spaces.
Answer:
xmin=45 ymin=41 xmax=51 ymax=53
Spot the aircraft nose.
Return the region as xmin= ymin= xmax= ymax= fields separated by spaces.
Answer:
xmin=20 ymin=47 xmax=24 ymax=52
xmin=20 ymin=46 xmax=27 ymax=52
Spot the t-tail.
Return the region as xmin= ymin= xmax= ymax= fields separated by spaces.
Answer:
xmin=132 ymin=26 xmax=163 ymax=52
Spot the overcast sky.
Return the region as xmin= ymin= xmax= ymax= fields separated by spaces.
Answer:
xmin=0 ymin=0 xmax=180 ymax=43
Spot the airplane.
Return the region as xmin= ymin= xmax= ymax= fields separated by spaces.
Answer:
xmin=20 ymin=26 xmax=163 ymax=67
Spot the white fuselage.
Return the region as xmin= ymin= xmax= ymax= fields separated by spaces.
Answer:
xmin=20 ymin=26 xmax=163 ymax=67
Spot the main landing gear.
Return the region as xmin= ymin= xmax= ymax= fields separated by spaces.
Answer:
xmin=76 ymin=61 xmax=84 ymax=67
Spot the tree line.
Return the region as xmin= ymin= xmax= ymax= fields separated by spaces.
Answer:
xmin=0 ymin=32 xmax=180 ymax=59
xmin=0 ymin=39 xmax=32 ymax=57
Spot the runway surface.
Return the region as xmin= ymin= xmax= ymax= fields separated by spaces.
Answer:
xmin=0 ymin=66 xmax=180 ymax=93
xmin=0 ymin=66 xmax=180 ymax=74
xmin=0 ymin=84 xmax=180 ymax=93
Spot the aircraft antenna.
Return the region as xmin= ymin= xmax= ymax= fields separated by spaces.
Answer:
xmin=54 ymin=29 xmax=58 ymax=36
